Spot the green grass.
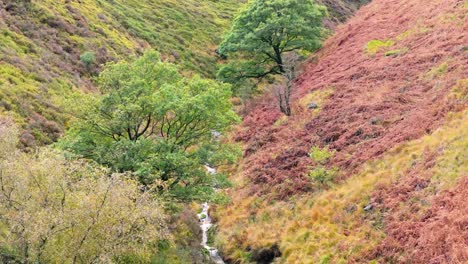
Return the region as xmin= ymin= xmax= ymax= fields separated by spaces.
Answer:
xmin=425 ymin=62 xmax=449 ymax=79
xmin=384 ymin=47 xmax=409 ymax=57
xmin=365 ymin=39 xmax=395 ymax=55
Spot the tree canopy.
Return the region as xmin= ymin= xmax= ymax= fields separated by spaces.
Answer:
xmin=60 ymin=51 xmax=240 ymax=201
xmin=217 ymin=0 xmax=327 ymax=96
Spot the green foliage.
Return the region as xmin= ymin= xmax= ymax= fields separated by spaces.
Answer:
xmin=0 ymin=122 xmax=168 ymax=263
xmin=217 ymin=0 xmax=327 ymax=96
xmin=365 ymin=39 xmax=395 ymax=55
xmin=308 ymin=144 xmax=337 ymax=188
xmin=0 ymin=0 xmax=242 ymax=145
xmin=319 ymin=254 xmax=332 ymax=264
xmin=309 ymin=146 xmax=334 ymax=164
xmin=384 ymin=48 xmax=409 ymax=57
xmin=217 ymin=60 xmax=269 ymax=98
xmin=60 ymin=51 xmax=240 ymax=201
xmin=80 ymin=51 xmax=96 ymax=69
xmin=308 ymin=167 xmax=337 ymax=187
xmin=426 ymin=62 xmax=449 ymax=79
xmin=87 ymin=0 xmax=243 ymax=76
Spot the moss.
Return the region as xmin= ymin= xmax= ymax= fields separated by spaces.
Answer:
xmin=425 ymin=62 xmax=449 ymax=79
xmin=365 ymin=39 xmax=395 ymax=55
xmin=384 ymin=47 xmax=409 ymax=57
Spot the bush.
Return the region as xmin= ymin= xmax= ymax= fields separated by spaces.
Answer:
xmin=309 ymin=146 xmax=334 ymax=164
xmin=0 ymin=122 xmax=168 ymax=263
xmin=309 ymin=146 xmax=337 ymax=187
xmin=80 ymin=51 xmax=95 ymax=69
xmin=309 ymin=167 xmax=337 ymax=187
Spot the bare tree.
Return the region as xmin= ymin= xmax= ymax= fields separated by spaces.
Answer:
xmin=274 ymin=52 xmax=301 ymax=116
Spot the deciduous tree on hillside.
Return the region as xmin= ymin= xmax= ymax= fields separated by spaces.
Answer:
xmin=60 ymin=51 xmax=240 ymax=201
xmin=217 ymin=0 xmax=327 ymax=97
xmin=274 ymin=52 xmax=301 ymax=116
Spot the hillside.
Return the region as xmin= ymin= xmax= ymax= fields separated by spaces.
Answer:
xmin=0 ymin=0 xmax=368 ymax=148
xmin=1 ymin=0 xmax=465 ymax=263
xmin=215 ymin=0 xmax=467 ymax=262
xmin=0 ymin=0 xmax=243 ymax=146
xmin=0 ymin=1 xmax=375 ymax=263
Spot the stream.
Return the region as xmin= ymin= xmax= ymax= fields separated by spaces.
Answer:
xmin=198 ymin=166 xmax=225 ymax=264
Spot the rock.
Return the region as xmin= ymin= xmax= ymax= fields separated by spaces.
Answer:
xmin=354 ymin=128 xmax=363 ymax=136
xmin=363 ymin=203 xmax=374 ymax=212
xmin=97 ymin=13 xmax=107 ymax=21
xmin=211 ymin=130 xmax=221 ymax=138
xmin=307 ymin=102 xmax=318 ymax=109
xmin=251 ymin=244 xmax=282 ymax=264
xmin=171 ymin=50 xmax=180 ymax=60
xmin=370 ymin=117 xmax=382 ymax=125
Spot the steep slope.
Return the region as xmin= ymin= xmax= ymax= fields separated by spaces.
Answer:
xmin=319 ymin=0 xmax=370 ymax=25
xmin=0 ymin=0 xmax=243 ymax=146
xmin=215 ymin=0 xmax=467 ymax=262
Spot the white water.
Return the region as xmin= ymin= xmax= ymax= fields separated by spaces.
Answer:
xmin=198 ymin=166 xmax=225 ymax=264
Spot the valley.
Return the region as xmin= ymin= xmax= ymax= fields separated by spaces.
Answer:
xmin=0 ymin=0 xmax=466 ymax=263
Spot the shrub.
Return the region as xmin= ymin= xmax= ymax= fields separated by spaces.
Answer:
xmin=0 ymin=122 xmax=168 ymax=263
xmin=80 ymin=51 xmax=96 ymax=69
xmin=309 ymin=167 xmax=337 ymax=187
xmin=309 ymin=146 xmax=334 ymax=164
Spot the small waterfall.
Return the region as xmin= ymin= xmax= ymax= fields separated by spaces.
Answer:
xmin=198 ymin=166 xmax=225 ymax=264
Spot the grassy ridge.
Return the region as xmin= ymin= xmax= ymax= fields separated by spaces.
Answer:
xmin=34 ymin=0 xmax=243 ymax=75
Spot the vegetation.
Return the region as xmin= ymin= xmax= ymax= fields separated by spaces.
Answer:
xmin=216 ymin=110 xmax=468 ymax=263
xmin=384 ymin=47 xmax=409 ymax=57
xmin=273 ymin=52 xmax=301 ymax=116
xmin=365 ymin=39 xmax=395 ymax=55
xmin=79 ymin=51 xmax=96 ymax=71
xmin=0 ymin=0 xmax=243 ymax=145
xmin=214 ymin=1 xmax=467 ymax=262
xmin=217 ymin=0 xmax=327 ymax=98
xmin=1 ymin=0 xmax=465 ymax=263
xmin=309 ymin=146 xmax=334 ymax=164
xmin=60 ymin=51 xmax=240 ymax=201
xmin=0 ymin=120 xmax=168 ymax=263
xmin=308 ymin=147 xmax=337 ymax=188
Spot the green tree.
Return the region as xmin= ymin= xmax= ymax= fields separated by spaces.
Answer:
xmin=60 ymin=51 xmax=240 ymax=201
xmin=217 ymin=0 xmax=327 ymax=95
